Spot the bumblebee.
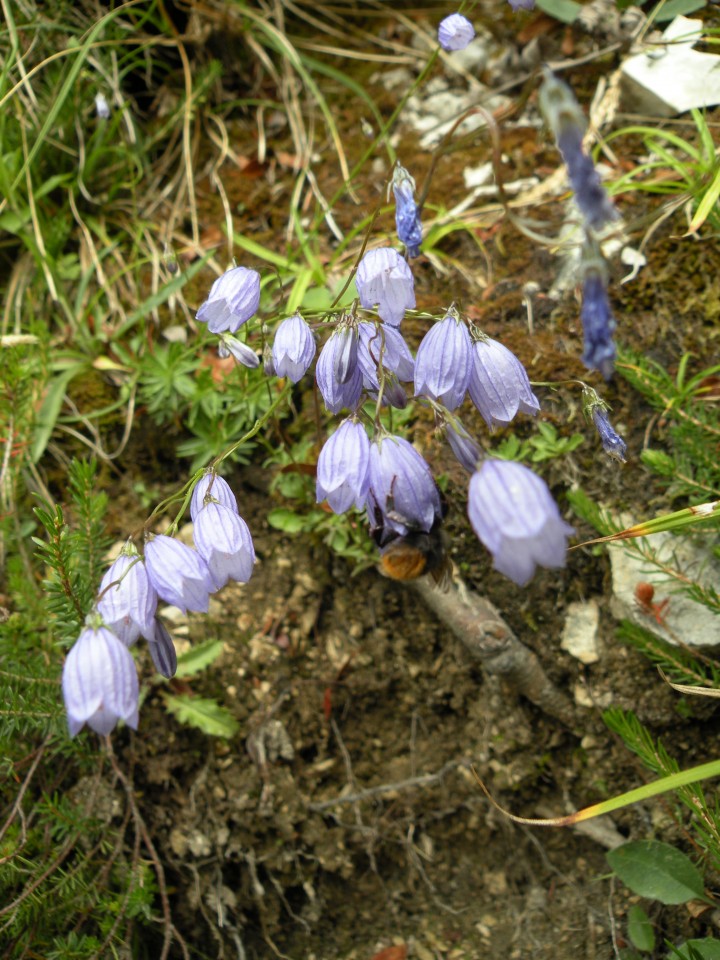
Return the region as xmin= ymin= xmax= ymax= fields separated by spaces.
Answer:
xmin=377 ymin=519 xmax=452 ymax=587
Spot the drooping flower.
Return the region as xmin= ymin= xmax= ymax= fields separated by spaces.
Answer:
xmin=591 ymin=405 xmax=627 ymax=462
xmin=193 ymin=502 xmax=255 ymax=590
xmin=219 ymin=335 xmax=260 ymax=369
xmin=393 ymin=165 xmax=422 ymax=258
xmin=580 ymin=259 xmax=616 ymax=380
xmin=190 ymin=471 xmax=238 ymax=521
xmin=316 ymin=418 xmax=371 ymax=514
xmin=272 ymin=313 xmax=316 ymax=383
xmin=414 ymin=310 xmax=472 ymax=411
xmin=357 ymin=322 xmax=415 ymax=387
xmin=196 ymin=266 xmax=261 ymax=334
xmin=96 ymin=543 xmax=157 ymax=646
xmin=315 ymin=328 xmax=364 ymax=414
xmin=467 ymin=460 xmax=574 ymax=586
xmin=331 ymin=323 xmax=359 ymax=385
xmin=62 ymin=618 xmax=139 ymax=737
xmin=356 ymin=248 xmax=415 ymax=327
xmin=467 ymin=334 xmax=540 ymax=429
xmin=443 ymin=418 xmax=482 ymax=474
xmin=367 ymin=434 xmax=442 ymax=537
xmin=538 ymin=69 xmax=617 ymax=231
xmin=144 ymin=534 xmax=214 ymax=613
xmin=146 ymin=618 xmax=178 ymax=679
xmin=437 ymin=13 xmax=475 ymax=51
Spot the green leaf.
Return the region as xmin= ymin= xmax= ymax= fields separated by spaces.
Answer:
xmin=641 ymin=449 xmax=677 ymax=477
xmin=175 ymin=639 xmax=225 ymax=678
xmin=671 ymin=939 xmax=720 ymax=959
xmin=535 ymin=0 xmax=583 ymax=22
xmin=31 ymin=363 xmax=89 ymax=463
xmin=651 ymin=0 xmax=706 ymax=22
xmin=163 ymin=694 xmax=239 ymax=738
xmin=628 ymin=904 xmax=655 ymax=953
xmin=267 ymin=507 xmax=308 ymax=533
xmin=607 ymin=840 xmax=707 ymax=905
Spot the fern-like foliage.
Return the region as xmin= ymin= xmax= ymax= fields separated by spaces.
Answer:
xmin=618 ymin=620 xmax=720 ymax=690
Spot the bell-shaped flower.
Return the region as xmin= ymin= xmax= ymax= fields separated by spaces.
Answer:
xmin=367 ymin=434 xmax=442 ymax=536
xmin=316 ymin=419 xmax=370 ymax=514
xmin=356 ymin=248 xmax=415 ymax=327
xmin=146 ymin=617 xmax=178 ymax=679
xmin=219 ymin=335 xmax=260 ymax=369
xmin=357 ymin=322 xmax=415 ymax=388
xmin=315 ymin=329 xmax=364 ymax=414
xmin=508 ymin=0 xmax=535 ymax=10
xmin=193 ymin=502 xmax=255 ymax=590
xmin=272 ymin=313 xmax=316 ymax=383
xmin=191 ymin=471 xmax=238 ymax=521
xmin=437 ymin=13 xmax=475 ymax=51
xmin=96 ymin=543 xmax=157 ymax=646
xmin=196 ymin=266 xmax=261 ymax=334
xmin=591 ymin=406 xmax=627 ymax=462
xmin=468 ymin=335 xmax=540 ymax=429
xmin=414 ymin=311 xmax=472 ymax=411
xmin=468 ymin=460 xmax=575 ymax=586
xmin=144 ymin=534 xmax=213 ymax=613
xmin=62 ymin=618 xmax=139 ymax=737
xmin=581 ymin=260 xmax=616 ymax=380
xmin=443 ymin=418 xmax=482 ymax=474
xmin=393 ymin=165 xmax=422 ymax=258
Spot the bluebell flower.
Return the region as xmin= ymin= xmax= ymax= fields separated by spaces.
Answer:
xmin=467 ymin=335 xmax=540 ymax=429
xmin=191 ymin=471 xmax=238 ymax=521
xmin=315 ymin=328 xmax=364 ymax=414
xmin=62 ymin=618 xmax=139 ymax=737
xmin=316 ymin=418 xmax=371 ymax=514
xmin=196 ymin=266 xmax=261 ymax=334
xmin=357 ymin=322 xmax=415 ymax=388
xmin=539 ymin=69 xmax=617 ymax=231
xmin=219 ymin=335 xmax=260 ymax=369
xmin=443 ymin=418 xmax=482 ymax=474
xmin=356 ymin=248 xmax=415 ymax=327
xmin=437 ymin=13 xmax=475 ymax=51
xmin=193 ymin=502 xmax=255 ymax=589
xmin=414 ymin=310 xmax=472 ymax=411
xmin=272 ymin=313 xmax=316 ymax=383
xmin=367 ymin=434 xmax=442 ymax=537
xmin=144 ymin=534 xmax=214 ymax=613
xmin=580 ymin=260 xmax=616 ymax=380
xmin=331 ymin=323 xmax=359 ymax=385
xmin=146 ymin=618 xmax=178 ymax=679
xmin=591 ymin=405 xmax=627 ymax=462
xmin=393 ymin=165 xmax=422 ymax=258
xmin=96 ymin=542 xmax=157 ymax=646
xmin=468 ymin=460 xmax=575 ymax=586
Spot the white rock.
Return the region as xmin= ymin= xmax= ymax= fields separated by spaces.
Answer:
xmin=561 ymin=600 xmax=601 ymax=664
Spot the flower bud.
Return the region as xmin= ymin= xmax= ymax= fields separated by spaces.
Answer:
xmin=580 ymin=258 xmax=616 ymax=380
xmin=393 ymin=165 xmax=422 ymax=258
xmin=444 ymin=419 xmax=482 ymax=474
xmin=219 ymin=335 xmax=260 ymax=369
xmin=146 ymin=617 xmax=178 ymax=679
xmin=591 ymin=406 xmax=627 ymax=462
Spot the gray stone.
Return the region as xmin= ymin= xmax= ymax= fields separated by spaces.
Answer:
xmin=561 ymin=600 xmax=601 ymax=664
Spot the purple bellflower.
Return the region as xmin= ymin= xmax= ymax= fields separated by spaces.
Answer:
xmin=146 ymin=617 xmax=178 ymax=679
xmin=272 ymin=313 xmax=316 ymax=383
xmin=414 ymin=310 xmax=472 ymax=411
xmin=538 ymin=69 xmax=617 ymax=231
xmin=196 ymin=266 xmax=261 ymax=334
xmin=316 ymin=418 xmax=371 ymax=514
xmin=438 ymin=13 xmax=475 ymax=51
xmin=393 ymin=165 xmax=422 ymax=258
xmin=218 ymin=335 xmax=260 ymax=369
xmin=193 ymin=502 xmax=255 ymax=590
xmin=508 ymin=0 xmax=535 ymax=9
xmin=144 ymin=534 xmax=213 ymax=613
xmin=331 ymin=323 xmax=359 ymax=385
xmin=191 ymin=471 xmax=238 ymax=521
xmin=96 ymin=542 xmax=157 ymax=647
xmin=357 ymin=322 xmax=415 ymax=387
xmin=62 ymin=618 xmax=139 ymax=737
xmin=315 ymin=328 xmax=364 ymax=414
xmin=367 ymin=434 xmax=442 ymax=537
xmin=443 ymin=417 xmax=482 ymax=474
xmin=580 ymin=259 xmax=616 ymax=380
xmin=591 ymin=405 xmax=627 ymax=462
xmin=356 ymin=248 xmax=415 ymax=327
xmin=468 ymin=460 xmax=574 ymax=586
xmin=468 ymin=334 xmax=540 ymax=429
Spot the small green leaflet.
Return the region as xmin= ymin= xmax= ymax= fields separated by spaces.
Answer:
xmin=163 ymin=694 xmax=239 ymax=738
xmin=536 ymin=0 xmax=583 ymax=23
xmin=627 ymin=904 xmax=655 ymax=953
xmin=607 ymin=840 xmax=708 ymax=905
xmin=175 ymin=639 xmax=225 ymax=678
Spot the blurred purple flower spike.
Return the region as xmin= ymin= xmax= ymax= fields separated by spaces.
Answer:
xmin=438 ymin=13 xmax=475 ymax=51
xmin=144 ymin=534 xmax=213 ymax=613
xmin=272 ymin=313 xmax=316 ymax=383
xmin=96 ymin=543 xmax=157 ymax=647
xmin=393 ymin=165 xmax=422 ymax=258
xmin=356 ymin=248 xmax=415 ymax=327
xmin=468 ymin=335 xmax=540 ymax=429
xmin=581 ymin=261 xmax=616 ymax=380
xmin=508 ymin=0 xmax=535 ymax=9
xmin=316 ymin=418 xmax=371 ymax=514
xmin=367 ymin=434 xmax=441 ymax=536
xmin=468 ymin=460 xmax=574 ymax=586
xmin=62 ymin=620 xmax=139 ymax=737
xmin=414 ymin=310 xmax=472 ymax=411
xmin=196 ymin=266 xmax=261 ymax=334
xmin=193 ymin=502 xmax=255 ymax=590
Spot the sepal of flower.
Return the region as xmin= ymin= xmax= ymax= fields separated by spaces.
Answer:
xmin=191 ymin=471 xmax=238 ymax=521
xmin=414 ymin=309 xmax=472 ymax=411
xmin=316 ymin=418 xmax=371 ymax=514
xmin=393 ymin=165 xmax=422 ymax=258
xmin=144 ymin=534 xmax=214 ymax=613
xmin=96 ymin=542 xmax=158 ymax=646
xmin=272 ymin=313 xmax=316 ymax=383
xmin=196 ymin=265 xmax=261 ymax=334
xmin=357 ymin=322 xmax=415 ymax=389
xmin=443 ymin=416 xmax=482 ymax=474
xmin=62 ymin=614 xmax=139 ymax=737
xmin=437 ymin=13 xmax=475 ymax=51
xmin=467 ymin=332 xmax=540 ymax=429
xmin=146 ymin=617 xmax=178 ymax=679
xmin=580 ymin=256 xmax=616 ymax=380
xmin=367 ymin=433 xmax=442 ymax=537
xmin=356 ymin=248 xmax=415 ymax=327
xmin=193 ymin=502 xmax=255 ymax=590
xmin=219 ymin=335 xmax=260 ymax=369
xmin=315 ymin=328 xmax=364 ymax=414
xmin=467 ymin=460 xmax=575 ymax=586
